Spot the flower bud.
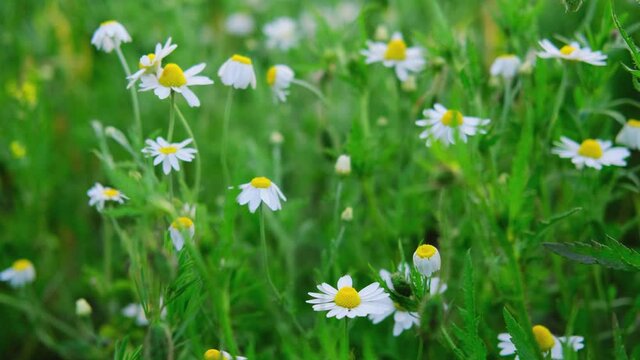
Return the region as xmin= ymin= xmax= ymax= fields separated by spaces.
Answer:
xmin=75 ymin=298 xmax=92 ymax=316
xmin=334 ymin=154 xmax=351 ymax=176
xmin=341 ymin=207 xmax=353 ymax=221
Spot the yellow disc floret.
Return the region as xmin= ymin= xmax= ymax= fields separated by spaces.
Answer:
xmin=384 ymin=38 xmax=407 ymax=61
xmin=101 ymin=20 xmax=117 ymax=26
xmin=267 ymin=66 xmax=277 ymax=86
xmin=231 ymin=54 xmax=252 ymax=65
xmin=102 ymin=188 xmax=120 ymax=198
xmin=159 ymin=63 xmax=187 ymax=87
xmin=441 ymin=110 xmax=464 ymax=127
xmin=251 ymin=177 xmax=272 ymax=189
xmin=204 ymin=349 xmax=223 ymax=360
xmin=578 ymin=139 xmax=603 ymax=159
xmin=334 ymin=287 xmax=361 ymax=309
xmin=532 ymin=325 xmax=555 ymax=352
xmin=159 ymin=146 xmax=178 ymax=155
xmin=560 ymin=45 xmax=576 ymax=56
xmin=172 ymin=217 xmax=194 ymax=230
xmin=416 ymin=244 xmax=437 ymax=259
xmin=627 ymin=119 xmax=640 ymax=128
xmin=12 ymin=259 xmax=32 ymax=271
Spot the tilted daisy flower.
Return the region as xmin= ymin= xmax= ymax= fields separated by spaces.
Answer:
xmin=552 ymin=137 xmax=630 ymax=170
xmin=204 ymin=349 xmax=247 ymax=360
xmin=168 ymin=216 xmax=194 ymax=251
xmin=498 ymin=325 xmax=584 ymax=359
xmin=416 ymin=104 xmax=490 ymax=146
xmin=225 ymin=12 xmax=255 ymax=36
xmin=413 ymin=244 xmax=441 ymax=277
xmin=537 ymin=39 xmax=607 ymax=66
xmin=236 ymin=177 xmax=286 ymax=213
xmin=616 ymin=119 xmax=640 ymax=150
xmin=127 ymin=37 xmax=177 ymax=89
xmin=218 ymin=54 xmax=257 ymax=89
xmin=87 ymin=182 xmax=128 ymax=211
xmin=263 ymin=17 xmax=299 ymax=50
xmin=490 ymin=54 xmax=522 ymax=80
xmin=307 ymin=275 xmax=390 ymax=319
xmin=267 ymin=65 xmax=295 ymax=102
xmin=91 ymin=20 xmax=132 ymax=53
xmin=142 ymin=137 xmax=197 ymax=175
xmin=361 ymin=32 xmax=426 ymax=81
xmin=139 ymin=63 xmax=214 ymax=107
xmin=0 ymin=259 xmax=36 ymax=288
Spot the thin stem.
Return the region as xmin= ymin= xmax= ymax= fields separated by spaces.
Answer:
xmin=175 ymin=104 xmax=201 ymax=202
xmin=102 ymin=215 xmax=112 ymax=289
xmin=168 ymin=92 xmax=176 ymax=142
xmin=260 ymin=207 xmax=281 ymax=301
xmin=416 ymin=337 xmax=424 ymax=360
xmin=221 ymin=90 xmax=234 ymax=186
xmin=343 ymin=318 xmax=350 ymax=360
xmin=291 ymin=79 xmax=329 ymax=106
xmin=545 ymin=67 xmax=569 ymax=143
xmin=334 ymin=180 xmax=343 ymax=230
xmin=273 ymin=143 xmax=282 ymax=185
xmin=499 ymin=79 xmax=514 ymax=126
xmin=114 ymin=45 xmax=142 ymax=148
xmin=359 ymin=90 xmax=370 ymax=138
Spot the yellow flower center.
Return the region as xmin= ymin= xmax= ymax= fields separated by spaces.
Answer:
xmin=231 ymin=54 xmax=252 ymax=65
xmin=498 ymin=54 xmax=517 ymax=59
xmin=267 ymin=66 xmax=277 ymax=86
xmin=100 ymin=20 xmax=117 ymax=26
xmin=139 ymin=53 xmax=156 ymax=69
xmin=10 ymin=141 xmax=26 ymax=159
xmin=560 ymin=45 xmax=576 ymax=55
xmin=532 ymin=325 xmax=555 ymax=352
xmin=12 ymin=259 xmax=32 ymax=271
xmin=334 ymin=287 xmax=361 ymax=309
xmin=172 ymin=217 xmax=194 ymax=230
xmin=384 ymin=38 xmax=407 ymax=61
xmin=627 ymin=119 xmax=640 ymax=128
xmin=441 ymin=110 xmax=464 ymax=127
xmin=159 ymin=63 xmax=187 ymax=87
xmin=103 ymin=188 xmax=120 ymax=198
xmin=250 ymin=177 xmax=272 ymax=189
xmin=204 ymin=349 xmax=222 ymax=360
xmin=159 ymin=146 xmax=178 ymax=155
xmin=416 ymin=244 xmax=437 ymax=259
xmin=577 ymin=139 xmax=603 ymax=159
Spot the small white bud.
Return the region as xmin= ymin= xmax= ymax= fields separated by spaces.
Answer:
xmin=334 ymin=155 xmax=351 ymax=176
xmin=341 ymin=207 xmax=353 ymax=222
xmin=75 ymin=298 xmax=92 ymax=316
xmin=270 ymin=131 xmax=284 ymax=145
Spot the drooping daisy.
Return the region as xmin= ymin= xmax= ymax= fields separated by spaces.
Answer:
xmin=616 ymin=119 xmax=640 ymax=150
xmin=498 ymin=325 xmax=584 ymax=359
xmin=413 ymin=244 xmax=441 ymax=277
xmin=263 ymin=17 xmax=299 ymax=51
xmin=139 ymin=63 xmax=214 ymax=107
xmin=0 ymin=259 xmax=36 ymax=288
xmin=142 ymin=137 xmax=197 ymax=175
xmin=204 ymin=349 xmax=247 ymax=360
xmin=218 ymin=54 xmax=257 ymax=89
xmin=490 ymin=54 xmax=522 ymax=80
xmin=91 ymin=20 xmax=132 ymax=53
xmin=334 ymin=154 xmax=351 ymax=175
xmin=87 ymin=182 xmax=128 ymax=211
xmin=225 ymin=12 xmax=255 ymax=36
xmin=361 ymin=32 xmax=426 ymax=81
xmin=267 ymin=65 xmax=295 ymax=102
xmin=537 ymin=39 xmax=607 ymax=66
xmin=307 ymin=275 xmax=390 ymax=319
xmin=416 ymin=104 xmax=490 ymax=146
xmin=552 ymin=137 xmax=630 ymax=170
xmin=168 ymin=216 xmax=194 ymax=251
xmin=236 ymin=177 xmax=286 ymax=213
xmin=127 ymin=37 xmax=177 ymax=89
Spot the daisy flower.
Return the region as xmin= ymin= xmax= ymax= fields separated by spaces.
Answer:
xmin=236 ymin=177 xmax=286 ymax=213
xmin=87 ymin=182 xmax=128 ymax=211
xmin=616 ymin=119 xmax=640 ymax=150
xmin=263 ymin=17 xmax=299 ymax=50
xmin=139 ymin=63 xmax=214 ymax=107
xmin=127 ymin=37 xmax=177 ymax=89
xmin=498 ymin=325 xmax=584 ymax=359
xmin=142 ymin=137 xmax=197 ymax=175
xmin=168 ymin=216 xmax=195 ymax=251
xmin=218 ymin=54 xmax=257 ymax=89
xmin=91 ymin=20 xmax=131 ymax=53
xmin=225 ymin=12 xmax=255 ymax=36
xmin=413 ymin=244 xmax=441 ymax=277
xmin=0 ymin=259 xmax=36 ymax=288
xmin=416 ymin=104 xmax=490 ymax=146
xmin=335 ymin=154 xmax=351 ymax=175
xmin=490 ymin=54 xmax=522 ymax=80
xmin=267 ymin=65 xmax=295 ymax=102
xmin=307 ymin=274 xmax=390 ymax=319
xmin=552 ymin=137 xmax=630 ymax=170
xmin=361 ymin=32 xmax=426 ymax=81
xmin=537 ymin=39 xmax=607 ymax=66
xmin=76 ymin=298 xmax=92 ymax=316
xmin=204 ymin=349 xmax=247 ymax=360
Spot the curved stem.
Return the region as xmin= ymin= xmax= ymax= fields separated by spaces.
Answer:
xmin=174 ymin=104 xmax=201 ymax=202
xmin=168 ymin=93 xmax=176 ymax=142
xmin=260 ymin=207 xmax=281 ymax=301
xmin=291 ymin=79 xmax=329 ymax=106
xmin=221 ymin=90 xmax=234 ymax=186
xmin=114 ymin=46 xmax=142 ymax=148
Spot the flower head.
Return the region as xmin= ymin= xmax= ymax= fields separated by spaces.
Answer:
xmin=168 ymin=216 xmax=195 ymax=251
xmin=225 ymin=12 xmax=255 ymax=36
xmin=127 ymin=38 xmax=178 ymax=89
xmin=87 ymin=182 xmax=128 ymax=211
xmin=341 ymin=207 xmax=353 ymax=222
xmin=139 ymin=63 xmax=213 ymax=107
xmin=552 ymin=136 xmax=629 ymax=170
xmin=413 ymin=244 xmax=441 ymax=277
xmin=416 ymin=104 xmax=490 ymax=146
xmin=307 ymin=275 xmax=390 ymax=319
xmin=76 ymin=298 xmax=92 ymax=316
xmin=91 ymin=20 xmax=131 ymax=53
xmin=204 ymin=349 xmax=247 ymax=360
xmin=616 ymin=119 xmax=640 ymax=150
xmin=498 ymin=325 xmax=584 ymax=359
xmin=0 ymin=259 xmax=36 ymax=288
xmin=537 ymin=39 xmax=606 ymax=66
xmin=267 ymin=65 xmax=295 ymax=102
xmin=142 ymin=137 xmax=197 ymax=175
xmin=490 ymin=54 xmax=522 ymax=80
xmin=335 ymin=154 xmax=351 ymax=175
xmin=361 ymin=32 xmax=425 ymax=81
xmin=236 ymin=177 xmax=286 ymax=213
xmin=263 ymin=17 xmax=299 ymax=50
xmin=218 ymin=54 xmax=257 ymax=89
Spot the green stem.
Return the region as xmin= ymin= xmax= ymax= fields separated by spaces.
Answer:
xmin=359 ymin=90 xmax=370 ymax=138
xmin=102 ymin=215 xmax=112 ymax=290
xmin=260 ymin=207 xmax=282 ymax=301
xmin=168 ymin=93 xmax=176 ymax=142
xmin=417 ymin=337 xmax=424 ymax=360
xmin=334 ymin=180 xmax=343 ymax=230
xmin=114 ymin=45 xmax=142 ymax=148
xmin=343 ymin=318 xmax=350 ymax=360
xmin=221 ymin=90 xmax=234 ymax=186
xmin=174 ymin=104 xmax=201 ymax=202
xmin=545 ymin=67 xmax=569 ymax=143
xmin=291 ymin=79 xmax=329 ymax=106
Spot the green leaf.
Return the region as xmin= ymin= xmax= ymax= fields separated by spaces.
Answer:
xmin=531 ymin=207 xmax=583 ymax=240
xmin=613 ymin=315 xmax=629 ymax=360
xmin=503 ymin=308 xmax=540 ymax=360
xmin=612 ymin=2 xmax=640 ymax=72
xmin=543 ymin=237 xmax=640 ymax=271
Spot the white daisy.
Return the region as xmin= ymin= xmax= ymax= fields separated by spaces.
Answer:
xmin=0 ymin=259 xmax=36 ymax=288
xmin=236 ymin=177 xmax=286 ymax=213
xmin=335 ymin=154 xmax=351 ymax=175
xmin=416 ymin=103 xmax=490 ymax=146
xmin=413 ymin=244 xmax=441 ymax=277
xmin=225 ymin=12 xmax=255 ymax=36
xmin=91 ymin=20 xmax=132 ymax=53
xmin=122 ymin=301 xmax=167 ymax=326
xmin=616 ymin=119 xmax=640 ymax=150
xmin=204 ymin=348 xmax=247 ymax=360
xmin=218 ymin=54 xmax=257 ymax=89
xmin=142 ymin=137 xmax=197 ymax=175
xmin=267 ymin=65 xmax=295 ymax=102
xmin=263 ymin=17 xmax=299 ymax=51
xmin=127 ymin=37 xmax=178 ymax=89
xmin=498 ymin=325 xmax=584 ymax=359
xmin=361 ymin=32 xmax=426 ymax=81
xmin=307 ymin=275 xmax=390 ymax=319
xmin=490 ymin=54 xmax=522 ymax=80
xmin=552 ymin=136 xmax=630 ymax=170
xmin=87 ymin=182 xmax=128 ymax=211
xmin=168 ymin=216 xmax=195 ymax=251
xmin=139 ymin=63 xmax=214 ymax=107
xmin=537 ymin=39 xmax=607 ymax=66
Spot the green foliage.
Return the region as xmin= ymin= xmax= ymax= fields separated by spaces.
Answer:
xmin=503 ymin=308 xmax=541 ymax=360
xmin=544 ymin=236 xmax=640 ymax=271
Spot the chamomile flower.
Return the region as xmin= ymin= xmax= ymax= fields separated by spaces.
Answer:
xmin=413 ymin=244 xmax=441 ymax=277
xmin=87 ymin=183 xmax=128 ymax=211
xmin=334 ymin=154 xmax=351 ymax=175
xmin=361 ymin=32 xmax=426 ymax=81
xmin=236 ymin=177 xmax=286 ymax=213
xmin=142 ymin=137 xmax=197 ymax=175
xmin=0 ymin=259 xmax=36 ymax=288
xmin=225 ymin=12 xmax=255 ymax=36
xmin=91 ymin=20 xmax=131 ymax=53
xmin=616 ymin=119 xmax=640 ymax=150
xmin=204 ymin=349 xmax=247 ymax=360
xmin=267 ymin=65 xmax=295 ymax=102
xmin=139 ymin=63 xmax=214 ymax=107
xmin=552 ymin=137 xmax=630 ymax=170
xmin=168 ymin=217 xmax=195 ymax=251
xmin=416 ymin=104 xmax=490 ymax=146
xmin=307 ymin=275 xmax=390 ymax=319
xmin=127 ymin=37 xmax=177 ymax=89
xmin=218 ymin=54 xmax=257 ymax=89
xmin=498 ymin=325 xmax=584 ymax=359
xmin=263 ymin=17 xmax=299 ymax=50
xmin=490 ymin=54 xmax=522 ymax=80
xmin=537 ymin=39 xmax=607 ymax=66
